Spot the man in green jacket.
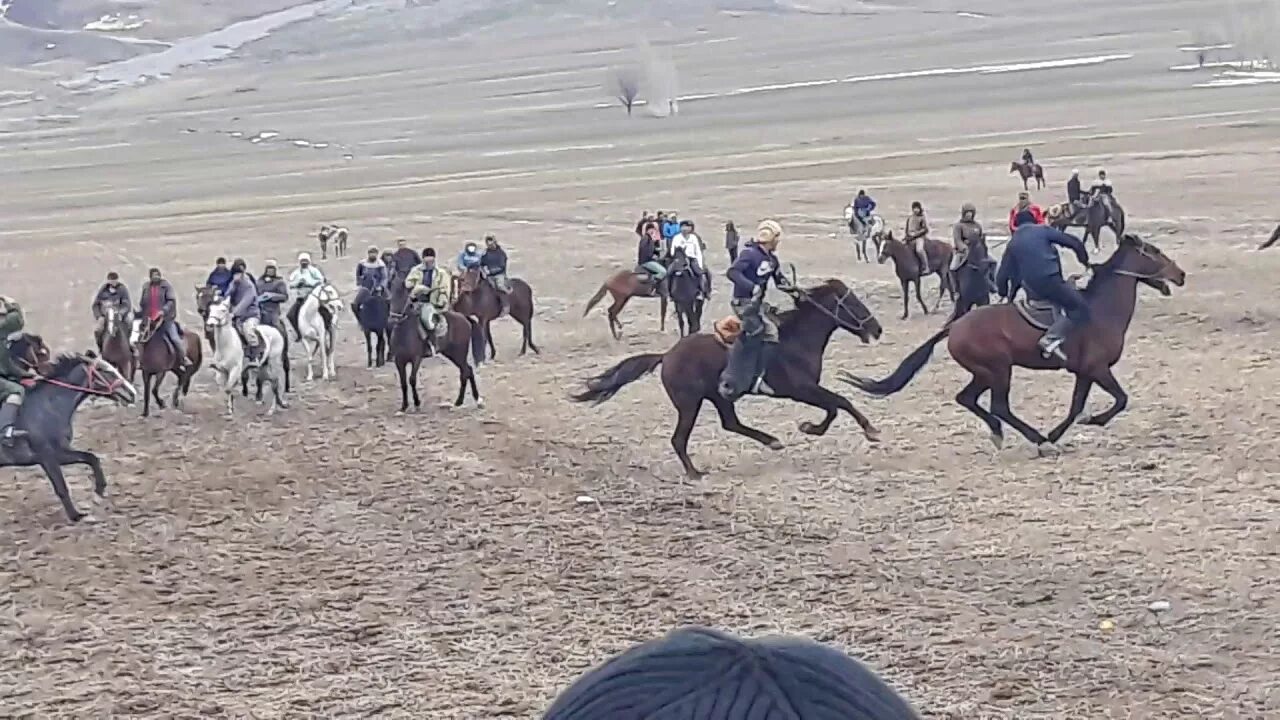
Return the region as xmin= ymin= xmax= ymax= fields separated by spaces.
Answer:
xmin=0 ymin=296 xmax=35 ymax=445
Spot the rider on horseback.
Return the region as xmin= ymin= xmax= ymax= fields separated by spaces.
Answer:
xmin=405 ymin=247 xmax=449 ymax=342
xmin=353 ymin=246 xmax=389 ymax=318
xmin=637 ymin=221 xmax=668 ymax=285
xmin=1007 ymin=192 xmax=1045 ymax=234
xmin=950 ymin=203 xmax=995 ymax=285
xmin=479 ymin=235 xmax=512 ymax=311
xmin=91 ymin=271 xmax=132 ymax=349
xmin=1021 ymin=148 xmax=1035 ymax=167
xmin=205 ymin=257 xmax=233 ymax=297
xmin=226 ymin=265 xmax=263 ymax=367
xmin=723 ymin=219 xmax=788 ymax=397
xmin=670 ymin=220 xmax=709 ymax=298
xmin=1067 ymin=169 xmax=1084 ymax=208
xmin=0 ymin=296 xmax=35 ymax=445
xmin=389 ymin=238 xmax=421 ymax=281
xmin=905 ymin=201 xmax=931 ymax=271
xmin=230 ymin=258 xmax=255 ymax=287
xmin=256 ymin=260 xmax=289 ymax=336
xmin=851 ymin=189 xmax=876 ymax=237
xmin=137 ymin=268 xmax=193 ymax=372
xmin=287 ymin=252 xmax=326 ymax=338
xmin=455 ymin=242 xmax=483 ymax=275
xmin=996 ymin=213 xmax=1092 ymax=362
xmin=1090 ymin=168 xmax=1113 ymax=197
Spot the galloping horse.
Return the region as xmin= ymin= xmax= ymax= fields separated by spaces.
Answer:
xmin=453 ymin=267 xmax=539 ymax=360
xmin=666 ymin=250 xmax=704 ymax=337
xmin=0 ymin=352 xmax=136 ymax=522
xmin=387 ymin=300 xmax=485 ymax=412
xmin=877 ymin=230 xmax=955 ymax=319
xmin=583 ymin=269 xmax=671 ymax=339
xmin=572 ymin=280 xmax=883 ymax=478
xmin=98 ymin=304 xmax=136 ymax=382
xmin=1047 ymin=196 xmax=1126 ymax=251
xmin=1010 ymin=160 xmax=1045 ymax=190
xmin=134 ymin=316 xmax=202 ymax=417
xmin=839 ymin=233 xmax=1185 ymax=454
xmin=195 ymin=285 xmax=291 ymax=396
xmin=298 ymin=283 xmax=343 ymax=381
xmin=205 ymin=297 xmax=288 ymax=416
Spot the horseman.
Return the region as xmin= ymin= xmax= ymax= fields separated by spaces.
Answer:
xmin=1089 ymin=168 xmax=1113 ymax=198
xmin=404 ymin=247 xmax=449 ymax=342
xmin=479 ymin=234 xmax=512 ymax=310
xmin=230 ymin=258 xmax=255 ymax=287
xmin=353 ymin=246 xmax=389 ymax=318
xmin=205 ymin=257 xmax=233 ymax=297
xmin=1021 ymin=148 xmax=1035 ymax=167
xmin=0 ymin=296 xmax=35 ymax=445
xmin=904 ymin=201 xmax=931 ymax=271
xmin=1007 ymin=192 xmax=1045 ymax=234
xmin=637 ymin=221 xmax=668 ymax=286
xmin=286 ymin=251 xmax=326 ymax=338
xmin=950 ymin=203 xmax=994 ymax=281
xmin=225 ymin=265 xmax=263 ymax=367
xmin=388 ymin=238 xmax=421 ymax=283
xmin=670 ymin=220 xmax=710 ymax=298
xmin=255 ymin=260 xmax=289 ymax=337
xmin=662 ymin=213 xmax=681 ymax=244
xmin=1066 ymin=168 xmax=1084 ymax=209
xmin=724 ymin=219 xmax=788 ymax=396
xmin=454 ymin=241 xmax=483 ymax=275
xmin=996 ymin=213 xmax=1092 ymax=362
xmin=851 ymin=189 xmax=876 ymax=237
xmin=91 ymin=271 xmax=132 ymax=349
xmin=136 ymin=267 xmax=192 ymax=372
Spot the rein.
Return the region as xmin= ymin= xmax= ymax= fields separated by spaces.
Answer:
xmin=786 ymin=285 xmax=872 ymax=333
xmin=38 ymin=361 xmax=123 ymax=398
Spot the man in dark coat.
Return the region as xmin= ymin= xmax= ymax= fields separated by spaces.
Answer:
xmin=388 ymin=238 xmax=421 ymax=283
xmin=91 ymin=271 xmax=132 ymax=349
xmin=256 ymin=260 xmax=289 ymax=337
xmin=997 ymin=216 xmax=1092 ymax=362
xmin=205 ymin=257 xmax=233 ymax=297
xmin=225 ymin=265 xmax=262 ymax=366
xmin=137 ymin=267 xmax=191 ymax=371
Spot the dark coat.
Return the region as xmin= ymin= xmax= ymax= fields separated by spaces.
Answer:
xmin=726 ymin=242 xmax=780 ymax=299
xmin=226 ymin=276 xmax=260 ymax=320
xmin=480 ymin=246 xmax=508 ymax=274
xmin=256 ymin=276 xmax=288 ymax=325
xmin=137 ymin=280 xmax=178 ymax=322
xmin=91 ymin=282 xmax=132 ymax=318
xmin=997 ymin=225 xmax=1089 ymax=298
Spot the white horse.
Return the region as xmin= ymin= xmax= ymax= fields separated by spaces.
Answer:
xmin=205 ymin=298 xmax=288 ymax=416
xmin=299 ymin=283 xmax=344 ymax=381
xmin=849 ymin=211 xmax=886 ymax=263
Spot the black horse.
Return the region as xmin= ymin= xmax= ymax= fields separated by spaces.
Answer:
xmin=667 ymin=249 xmax=705 ymax=336
xmin=354 ymin=285 xmax=391 ymax=367
xmin=0 ymin=349 xmax=137 ymax=522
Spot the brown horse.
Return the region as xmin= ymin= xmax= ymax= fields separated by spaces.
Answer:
xmin=136 ymin=317 xmax=202 ymax=417
xmin=571 ymin=280 xmax=883 ymax=479
xmin=97 ymin=304 xmax=136 ymax=383
xmin=387 ymin=303 xmax=485 ymax=412
xmin=452 ymin=268 xmax=539 ymax=361
xmin=1046 ymin=196 xmax=1126 ymax=251
xmin=877 ymin=230 xmax=954 ymax=319
xmin=1010 ymin=160 xmax=1045 ymax=190
xmin=583 ymin=270 xmax=670 ymax=339
xmin=839 ymin=233 xmax=1185 ymax=454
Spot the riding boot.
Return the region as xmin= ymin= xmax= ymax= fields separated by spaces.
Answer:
xmin=1038 ymin=315 xmax=1073 ymax=362
xmin=245 ymin=342 xmax=260 ymax=368
xmin=752 ymin=342 xmax=779 ymax=395
xmin=0 ymin=401 xmax=26 ymax=446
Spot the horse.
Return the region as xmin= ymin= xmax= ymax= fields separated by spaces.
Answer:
xmin=298 ymin=283 xmax=343 ymax=381
xmin=1010 ymin=160 xmax=1045 ymax=190
xmin=0 ymin=352 xmax=137 ymax=522
xmin=133 ymin=316 xmax=202 ymax=417
xmin=847 ymin=211 xmax=885 ymax=263
xmin=667 ymin=250 xmax=705 ymax=337
xmin=98 ymin=304 xmax=136 ymax=383
xmin=196 ymin=285 xmax=291 ymax=397
xmin=1047 ymin=196 xmax=1126 ymax=250
xmin=318 ymin=224 xmax=349 ymax=260
xmin=570 ymin=280 xmax=883 ymax=479
xmin=387 ymin=300 xmax=485 ymax=412
xmin=583 ymin=268 xmax=670 ymax=340
xmin=205 ymin=298 xmax=288 ymax=416
xmin=453 ymin=267 xmax=539 ymax=360
xmin=354 ymin=284 xmax=391 ymax=368
xmin=877 ymin=230 xmax=955 ymax=319
xmin=837 ymin=233 xmax=1186 ymax=455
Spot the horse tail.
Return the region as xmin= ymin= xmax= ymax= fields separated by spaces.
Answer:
xmin=837 ymin=327 xmax=949 ymax=397
xmin=569 ymin=352 xmax=663 ymax=404
xmin=582 ymin=282 xmax=610 ymax=317
xmin=466 ymin=314 xmax=485 ymax=366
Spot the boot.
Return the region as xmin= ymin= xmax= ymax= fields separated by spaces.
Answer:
xmin=0 ymin=401 xmax=26 ymax=446
xmin=752 ymin=342 xmax=779 ymax=395
xmin=245 ymin=343 xmax=260 ymax=368
xmin=1038 ymin=315 xmax=1072 ymax=362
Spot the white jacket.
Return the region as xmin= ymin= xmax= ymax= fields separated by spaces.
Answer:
xmin=288 ymin=266 xmax=326 ymax=299
xmin=669 ymin=232 xmax=705 ymax=267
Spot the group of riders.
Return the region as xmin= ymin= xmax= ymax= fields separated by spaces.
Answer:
xmin=634 ymin=211 xmax=713 ymax=298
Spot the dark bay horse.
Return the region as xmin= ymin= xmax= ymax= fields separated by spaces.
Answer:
xmin=583 ymin=269 xmax=670 ymax=339
xmin=0 ymin=352 xmax=137 ymax=522
xmin=1047 ymin=196 xmax=1126 ymax=251
xmin=839 ymin=233 xmax=1185 ymax=454
xmin=1010 ymin=160 xmax=1045 ymax=190
xmin=354 ymin=285 xmax=391 ymax=367
xmin=136 ymin=316 xmax=202 ymax=417
xmin=388 ymin=303 xmax=485 ymax=412
xmin=877 ymin=230 xmax=955 ymax=319
xmin=98 ymin=304 xmax=136 ymax=383
xmin=571 ymin=280 xmax=883 ymax=478
xmin=667 ymin=251 xmax=704 ymax=336
xmin=453 ymin=268 xmax=539 ymax=360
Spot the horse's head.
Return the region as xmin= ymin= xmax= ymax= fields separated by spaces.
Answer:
xmin=1108 ymin=234 xmax=1186 ymax=295
xmin=668 ymin=247 xmax=690 ymax=274
xmin=205 ymin=296 xmax=232 ymax=328
xmin=194 ymin=284 xmax=220 ymax=319
xmin=793 ymin=279 xmax=882 ymax=343
xmin=313 ymin=283 xmax=345 ymax=314
xmin=876 ymin=231 xmax=896 ymax=264
xmin=458 ymin=267 xmax=482 ymax=294
xmin=103 ymin=303 xmax=123 ymax=335
xmin=137 ymin=316 xmax=161 ymax=343
xmin=47 ymin=352 xmax=137 ymax=406
xmin=1010 ymin=161 xmax=1020 ymax=174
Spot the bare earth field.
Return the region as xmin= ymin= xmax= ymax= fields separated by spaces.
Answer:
xmin=1 ymin=0 xmax=1278 ymax=717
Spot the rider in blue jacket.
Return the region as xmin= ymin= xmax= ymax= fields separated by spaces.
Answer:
xmin=996 ymin=215 xmax=1091 ymax=362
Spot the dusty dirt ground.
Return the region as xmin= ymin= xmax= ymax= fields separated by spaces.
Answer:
xmin=2 ymin=1 xmax=1278 ymax=717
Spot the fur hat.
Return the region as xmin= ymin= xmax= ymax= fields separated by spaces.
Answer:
xmin=756 ymin=219 xmax=783 ymax=243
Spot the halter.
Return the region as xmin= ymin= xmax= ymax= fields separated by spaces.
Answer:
xmin=787 ymin=284 xmax=873 ymax=333
xmin=1108 ymin=240 xmax=1168 ymax=282
xmin=38 ymin=359 xmax=126 ymax=398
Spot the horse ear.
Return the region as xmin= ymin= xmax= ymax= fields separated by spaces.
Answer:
xmin=85 ymin=349 xmax=98 ymax=359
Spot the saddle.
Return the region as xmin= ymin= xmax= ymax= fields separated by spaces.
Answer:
xmin=1013 ymin=297 xmax=1064 ymax=331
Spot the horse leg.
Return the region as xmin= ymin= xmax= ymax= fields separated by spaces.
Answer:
xmin=521 ymin=316 xmax=539 ymax=355
xmin=900 ymin=278 xmax=910 ymax=319
xmin=409 ymin=358 xmax=423 ymax=410
xmin=788 ymin=384 xmax=880 ymax=441
xmin=1047 ymin=373 xmax=1093 ymax=443
xmin=1081 ymin=367 xmax=1128 ymax=427
xmin=956 ymin=378 xmax=1003 ymax=448
xmin=659 ymin=293 xmax=668 ymax=333
xmin=607 ymin=297 xmax=628 ymax=340
xmin=151 ymin=372 xmax=166 ymax=410
xmin=708 ymin=395 xmax=782 ymax=449
xmin=915 ymin=278 xmax=929 ymax=315
xmin=38 ymin=457 xmax=84 ymax=523
xmin=169 ymin=370 xmax=183 ymax=409
xmin=671 ymin=398 xmax=706 ymax=480
xmin=58 ymin=448 xmax=107 ymax=498
xmin=141 ymin=372 xmax=152 ymax=417
xmin=484 ymin=320 xmax=496 ymax=361
xmin=304 ymin=338 xmax=316 ymax=381
xmin=932 ymin=272 xmax=946 ymax=312
xmin=395 ymin=360 xmax=410 ymax=412
xmin=987 ymin=373 xmax=1050 ymax=449
xmin=468 ymin=364 xmax=483 ymax=408
xmin=364 ymin=330 xmax=374 ymax=367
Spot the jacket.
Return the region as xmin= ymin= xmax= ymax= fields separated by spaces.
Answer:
xmin=91 ymin=282 xmax=132 ymax=318
xmin=206 ymin=266 xmax=233 ymax=296
xmin=480 ymin=246 xmax=508 ymax=275
xmin=1007 ymin=204 xmax=1045 ymax=233
xmin=951 ymin=219 xmax=988 ymax=267
xmin=255 ymin=276 xmax=289 ymax=325
xmin=996 ymin=224 xmax=1089 ymax=298
xmin=638 ymin=236 xmax=662 ymax=266
xmin=905 ymin=213 xmax=929 ymax=240
xmin=389 ymin=248 xmax=421 ymax=278
xmin=405 ymin=262 xmax=449 ymax=308
xmin=456 ymin=250 xmax=482 ymax=273
xmin=0 ymin=302 xmax=25 ymax=378
xmin=1066 ymin=176 xmax=1082 ymax=204
xmin=226 ymin=276 xmax=260 ymax=320
xmin=138 ymin=280 xmax=178 ymax=322
xmin=669 ymin=233 xmax=704 ymax=267
xmin=853 ymin=195 xmax=876 ymax=216
xmin=288 ymin=266 xmax=326 ymax=297
xmin=356 ymin=259 xmax=388 ymax=290
xmin=726 ymin=242 xmax=780 ymax=299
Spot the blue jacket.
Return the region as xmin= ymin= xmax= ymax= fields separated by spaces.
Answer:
xmin=206 ymin=266 xmax=233 ymax=296
xmin=726 ymin=242 xmax=780 ymax=300
xmin=356 ymin=260 xmax=388 ymax=290
xmin=456 ymin=250 xmax=482 ymax=271
xmin=480 ymin=246 xmax=508 ymax=274
xmin=853 ymin=195 xmax=876 ymax=216
xmin=662 ymin=221 xmax=680 ymax=240
xmin=997 ymin=224 xmax=1089 ymax=298
xmin=226 ymin=275 xmax=260 ymax=320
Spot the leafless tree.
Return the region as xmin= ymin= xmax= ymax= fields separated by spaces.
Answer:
xmin=609 ymin=65 xmax=642 ymax=116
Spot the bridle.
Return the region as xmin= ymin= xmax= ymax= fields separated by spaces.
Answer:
xmin=37 ymin=359 xmax=126 ymax=398
xmin=786 ymin=284 xmax=873 ymax=333
xmin=1108 ymin=240 xmax=1168 ymax=282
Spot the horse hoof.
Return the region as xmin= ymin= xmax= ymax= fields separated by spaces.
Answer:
xmin=1037 ymin=441 xmax=1061 ymax=457
xmin=80 ymin=513 xmax=100 ymax=525
xmin=989 ymin=432 xmax=1004 ymax=450
xmin=767 ymin=439 xmax=785 ymax=451
xmin=863 ymin=427 xmax=882 ymax=443
xmin=798 ymin=421 xmax=821 ymax=436
xmin=475 ymin=397 xmax=485 ymax=409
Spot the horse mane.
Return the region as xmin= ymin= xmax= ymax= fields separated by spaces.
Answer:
xmin=1083 ymin=235 xmax=1141 ymax=297
xmin=777 ymin=280 xmax=845 ymax=326
xmin=47 ymin=353 xmax=87 ymax=378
